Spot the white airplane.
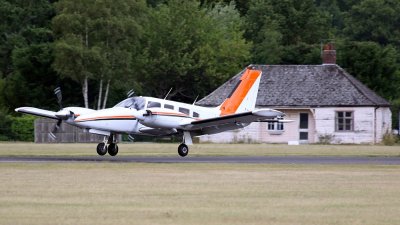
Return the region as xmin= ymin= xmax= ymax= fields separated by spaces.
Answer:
xmin=16 ymin=66 xmax=289 ymax=157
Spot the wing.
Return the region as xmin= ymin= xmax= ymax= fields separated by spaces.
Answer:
xmin=15 ymin=107 xmax=58 ymax=119
xmin=181 ymin=109 xmax=288 ymax=135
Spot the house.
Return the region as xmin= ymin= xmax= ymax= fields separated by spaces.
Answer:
xmin=196 ymin=47 xmax=391 ymax=144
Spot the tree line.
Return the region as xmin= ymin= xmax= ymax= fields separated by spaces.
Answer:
xmin=1 ymin=0 xmax=400 ymax=140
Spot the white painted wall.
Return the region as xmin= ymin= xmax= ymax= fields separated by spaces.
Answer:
xmin=199 ymin=107 xmax=392 ymax=144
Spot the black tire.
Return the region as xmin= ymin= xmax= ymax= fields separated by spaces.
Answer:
xmin=108 ymin=143 xmax=119 ymax=156
xmin=96 ymin=143 xmax=107 ymax=156
xmin=178 ymin=143 xmax=189 ymax=157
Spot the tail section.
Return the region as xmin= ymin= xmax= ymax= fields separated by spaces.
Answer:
xmin=219 ymin=67 xmax=262 ymax=116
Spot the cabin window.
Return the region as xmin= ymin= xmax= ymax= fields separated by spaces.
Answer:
xmin=179 ymin=107 xmax=190 ymax=115
xmin=336 ymin=111 xmax=353 ymax=131
xmin=147 ymin=101 xmax=161 ymax=108
xmin=164 ymin=104 xmax=174 ymax=110
xmin=193 ymin=112 xmax=199 ymax=118
xmin=267 ymin=122 xmax=284 ymax=131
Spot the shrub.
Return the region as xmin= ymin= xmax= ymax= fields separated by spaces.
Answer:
xmin=10 ymin=115 xmax=35 ymax=142
xmin=382 ymin=132 xmax=397 ymax=146
xmin=317 ymin=134 xmax=335 ymax=144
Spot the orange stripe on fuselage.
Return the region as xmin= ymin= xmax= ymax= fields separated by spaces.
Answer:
xmin=219 ymin=68 xmax=261 ymax=116
xmin=75 ymin=115 xmax=136 ymax=122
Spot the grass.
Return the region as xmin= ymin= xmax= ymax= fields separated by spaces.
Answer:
xmin=1 ymin=163 xmax=400 ymax=225
xmin=0 ymin=143 xmax=400 ymax=225
xmin=0 ymin=142 xmax=399 ymax=157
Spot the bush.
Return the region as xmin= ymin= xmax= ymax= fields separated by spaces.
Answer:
xmin=381 ymin=132 xmax=397 ymax=146
xmin=317 ymin=134 xmax=335 ymax=144
xmin=0 ymin=108 xmax=13 ymax=141
xmin=10 ymin=115 xmax=35 ymax=142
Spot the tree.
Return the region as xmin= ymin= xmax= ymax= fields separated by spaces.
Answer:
xmin=52 ymin=0 xmax=147 ymax=108
xmin=92 ymin=0 xmax=147 ymax=109
xmin=339 ymin=41 xmax=400 ymax=100
xmin=136 ymin=0 xmax=250 ymax=102
xmin=245 ymin=0 xmax=332 ymax=64
xmin=0 ymin=0 xmax=59 ymax=110
xmin=52 ymin=0 xmax=104 ymax=108
xmin=344 ymin=0 xmax=400 ymax=46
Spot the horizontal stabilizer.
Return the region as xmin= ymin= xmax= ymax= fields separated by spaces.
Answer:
xmin=15 ymin=107 xmax=58 ymax=119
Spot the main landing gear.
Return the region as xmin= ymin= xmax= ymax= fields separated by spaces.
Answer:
xmin=97 ymin=134 xmax=119 ymax=156
xmin=177 ymin=131 xmax=192 ymax=157
xmin=178 ymin=143 xmax=189 ymax=157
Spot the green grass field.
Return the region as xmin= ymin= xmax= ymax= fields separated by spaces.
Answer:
xmin=1 ymin=143 xmax=400 ymax=225
xmin=0 ymin=142 xmax=400 ymax=157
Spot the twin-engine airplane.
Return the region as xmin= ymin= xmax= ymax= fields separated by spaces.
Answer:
xmin=16 ymin=66 xmax=289 ymax=157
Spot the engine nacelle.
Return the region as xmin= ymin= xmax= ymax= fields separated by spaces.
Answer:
xmin=139 ymin=109 xmax=194 ymax=129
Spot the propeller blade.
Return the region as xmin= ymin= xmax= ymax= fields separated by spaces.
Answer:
xmin=48 ymin=119 xmax=62 ymax=141
xmin=127 ymin=89 xmax=135 ymax=98
xmin=128 ymin=135 xmax=135 ymax=142
xmin=54 ymin=87 xmax=62 ymax=109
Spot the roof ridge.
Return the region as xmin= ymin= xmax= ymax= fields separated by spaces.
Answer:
xmin=335 ymin=65 xmax=390 ymax=106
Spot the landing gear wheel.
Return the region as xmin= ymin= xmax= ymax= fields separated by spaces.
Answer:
xmin=108 ymin=143 xmax=119 ymax=156
xmin=178 ymin=143 xmax=189 ymax=157
xmin=96 ymin=143 xmax=107 ymax=156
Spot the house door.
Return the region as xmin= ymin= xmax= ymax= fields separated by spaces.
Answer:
xmin=299 ymin=113 xmax=309 ymax=143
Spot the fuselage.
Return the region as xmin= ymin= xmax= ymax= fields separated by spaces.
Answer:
xmin=72 ymin=96 xmax=220 ymax=135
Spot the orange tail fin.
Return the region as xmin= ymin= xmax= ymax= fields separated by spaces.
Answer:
xmin=219 ymin=67 xmax=262 ymax=116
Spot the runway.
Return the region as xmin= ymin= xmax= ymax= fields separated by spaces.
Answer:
xmin=1 ymin=155 xmax=400 ymax=165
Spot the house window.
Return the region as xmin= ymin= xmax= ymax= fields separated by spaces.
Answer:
xmin=336 ymin=111 xmax=353 ymax=131
xmin=267 ymin=122 xmax=284 ymax=131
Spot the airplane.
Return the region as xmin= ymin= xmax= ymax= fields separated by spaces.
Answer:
xmin=15 ymin=66 xmax=290 ymax=157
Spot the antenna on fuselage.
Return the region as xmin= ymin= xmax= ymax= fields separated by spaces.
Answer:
xmin=127 ymin=89 xmax=135 ymax=98
xmin=192 ymin=95 xmax=199 ymax=105
xmin=164 ymin=87 xmax=173 ymax=100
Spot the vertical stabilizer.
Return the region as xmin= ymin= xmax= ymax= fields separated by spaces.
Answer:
xmin=219 ymin=67 xmax=262 ymax=116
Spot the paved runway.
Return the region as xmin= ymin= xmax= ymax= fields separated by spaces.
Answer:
xmin=1 ymin=155 xmax=400 ymax=165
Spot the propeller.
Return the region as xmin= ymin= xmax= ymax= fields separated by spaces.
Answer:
xmin=48 ymin=87 xmax=74 ymax=141
xmin=127 ymin=89 xmax=135 ymax=98
xmin=54 ymin=87 xmax=62 ymax=109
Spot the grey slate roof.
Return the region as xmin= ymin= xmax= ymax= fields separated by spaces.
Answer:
xmin=196 ymin=64 xmax=390 ymax=107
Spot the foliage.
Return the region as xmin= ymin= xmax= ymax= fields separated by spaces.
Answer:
xmin=245 ymin=0 xmax=331 ymax=64
xmin=0 ymin=0 xmax=58 ymax=110
xmin=0 ymin=108 xmax=13 ymax=141
xmin=381 ymin=132 xmax=397 ymax=146
xmin=338 ymin=41 xmax=400 ymax=99
xmin=317 ymin=134 xmax=335 ymax=144
xmin=136 ymin=0 xmax=250 ymax=102
xmin=10 ymin=115 xmax=35 ymax=142
xmin=1 ymin=0 xmax=400 ymax=130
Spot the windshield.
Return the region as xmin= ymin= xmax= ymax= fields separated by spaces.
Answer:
xmin=113 ymin=97 xmax=146 ymax=110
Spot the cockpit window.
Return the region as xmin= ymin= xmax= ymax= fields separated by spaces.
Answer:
xmin=113 ymin=97 xmax=145 ymax=110
xmin=147 ymin=101 xmax=161 ymax=108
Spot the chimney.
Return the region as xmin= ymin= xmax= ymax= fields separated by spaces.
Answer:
xmin=322 ymin=43 xmax=336 ymax=65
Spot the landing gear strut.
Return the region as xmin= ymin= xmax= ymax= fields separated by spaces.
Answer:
xmin=96 ymin=134 xmax=119 ymax=156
